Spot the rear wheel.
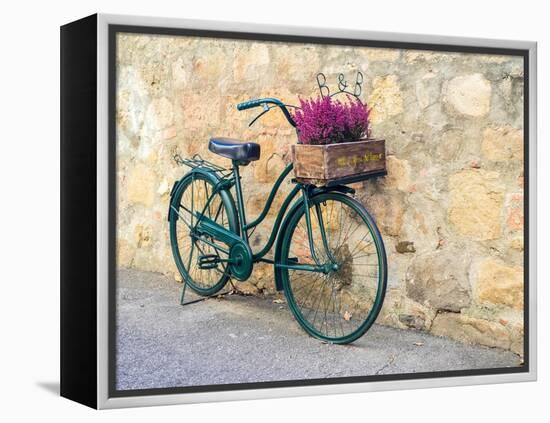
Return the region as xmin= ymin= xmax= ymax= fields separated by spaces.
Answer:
xmin=279 ymin=193 xmax=387 ymax=344
xmin=169 ymin=172 xmax=238 ymax=296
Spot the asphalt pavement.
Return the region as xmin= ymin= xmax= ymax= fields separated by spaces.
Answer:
xmin=116 ymin=268 xmax=521 ymax=391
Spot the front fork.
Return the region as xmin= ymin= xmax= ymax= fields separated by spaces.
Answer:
xmin=300 ymin=186 xmax=338 ymax=268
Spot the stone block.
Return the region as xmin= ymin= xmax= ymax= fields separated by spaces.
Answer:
xmin=475 ymin=258 xmax=523 ymax=310
xmin=481 ymin=126 xmax=523 ymax=161
xmin=431 ymin=313 xmax=510 ymax=350
xmin=366 ymin=194 xmax=405 ymax=237
xmin=362 ymin=48 xmax=400 ymax=62
xmin=384 ymin=156 xmax=411 ymax=191
xmin=127 ymin=164 xmax=156 ymax=207
xmin=145 ymin=97 xmax=174 ymax=130
xmin=506 ymin=193 xmax=524 ymax=232
xmin=448 ymin=169 xmax=504 ymax=240
xmin=134 ymin=224 xmax=152 ymax=248
xmin=509 ymin=323 xmax=524 ymax=356
xmin=444 ymin=74 xmax=491 ymax=117
xmin=405 ymin=247 xmax=471 ymax=312
xmin=117 ymin=239 xmax=134 ymax=268
xmin=395 ymin=241 xmax=416 ymax=254
xmin=368 ymin=75 xmax=403 ymax=123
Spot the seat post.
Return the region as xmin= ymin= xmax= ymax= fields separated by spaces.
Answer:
xmin=232 ymin=160 xmax=248 ymax=242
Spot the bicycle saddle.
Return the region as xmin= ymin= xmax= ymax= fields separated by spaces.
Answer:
xmin=208 ymin=137 xmax=260 ymax=162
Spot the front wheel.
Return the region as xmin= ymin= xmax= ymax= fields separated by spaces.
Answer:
xmin=279 ymin=193 xmax=387 ymax=344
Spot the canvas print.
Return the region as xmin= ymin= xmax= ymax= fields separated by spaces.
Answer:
xmin=113 ymin=30 xmax=526 ymax=393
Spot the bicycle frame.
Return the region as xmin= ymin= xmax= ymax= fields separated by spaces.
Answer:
xmin=231 ymin=160 xmax=303 ymax=263
xmin=178 ymin=159 xmax=347 ymax=276
xmin=239 ymin=163 xmax=300 ymax=260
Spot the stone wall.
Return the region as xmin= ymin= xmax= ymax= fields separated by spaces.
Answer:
xmin=116 ymin=33 xmax=524 ymax=354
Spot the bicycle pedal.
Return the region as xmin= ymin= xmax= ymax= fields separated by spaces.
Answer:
xmin=198 ymin=254 xmax=221 ymax=269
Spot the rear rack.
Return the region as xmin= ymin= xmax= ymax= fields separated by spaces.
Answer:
xmin=173 ymin=153 xmax=232 ymax=176
xmin=292 ymin=170 xmax=387 ymax=187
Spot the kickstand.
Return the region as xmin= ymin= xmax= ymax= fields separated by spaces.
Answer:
xmin=179 ymin=280 xmax=188 ymax=305
xmin=179 ymin=279 xmax=236 ymax=307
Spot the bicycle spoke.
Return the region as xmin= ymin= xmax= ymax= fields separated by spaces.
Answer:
xmin=186 ymin=241 xmax=195 ymax=271
xmin=308 ymin=274 xmax=330 ymax=327
xmin=291 ymin=271 xmax=323 ymax=310
xmin=172 ymin=205 xmax=193 ymax=230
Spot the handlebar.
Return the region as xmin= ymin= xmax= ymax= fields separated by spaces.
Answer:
xmin=237 ymin=97 xmax=296 ymax=127
xmin=236 ymin=98 xmax=271 ymax=111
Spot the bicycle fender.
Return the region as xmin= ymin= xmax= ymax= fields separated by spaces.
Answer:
xmin=311 ymin=184 xmax=355 ymax=196
xmin=167 ymin=179 xmax=183 ymax=222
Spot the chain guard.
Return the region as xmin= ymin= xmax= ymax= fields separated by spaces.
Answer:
xmin=228 ymin=242 xmax=253 ymax=281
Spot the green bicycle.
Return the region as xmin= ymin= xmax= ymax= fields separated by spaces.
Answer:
xmin=168 ymin=98 xmax=387 ymax=344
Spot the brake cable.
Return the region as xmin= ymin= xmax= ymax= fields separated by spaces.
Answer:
xmin=248 ymin=104 xmax=275 ymax=127
xmin=248 ymin=103 xmax=301 ymax=127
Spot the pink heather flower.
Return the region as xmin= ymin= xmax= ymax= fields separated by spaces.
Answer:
xmin=293 ymin=96 xmax=370 ymax=145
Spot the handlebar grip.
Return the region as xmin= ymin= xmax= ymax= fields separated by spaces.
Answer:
xmin=237 ymin=99 xmax=265 ymax=111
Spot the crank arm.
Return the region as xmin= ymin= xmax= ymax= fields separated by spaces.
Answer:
xmin=198 ymin=253 xmax=238 ymax=269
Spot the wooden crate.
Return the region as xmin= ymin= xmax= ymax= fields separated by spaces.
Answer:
xmin=291 ymin=139 xmax=386 ymax=186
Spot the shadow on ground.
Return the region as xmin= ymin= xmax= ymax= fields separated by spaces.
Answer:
xmin=36 ymin=382 xmax=60 ymax=396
